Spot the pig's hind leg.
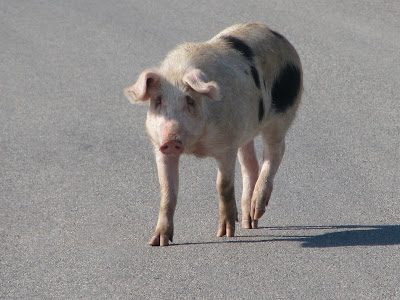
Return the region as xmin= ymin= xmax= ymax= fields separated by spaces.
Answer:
xmin=238 ymin=140 xmax=259 ymax=229
xmin=250 ymin=122 xmax=287 ymax=227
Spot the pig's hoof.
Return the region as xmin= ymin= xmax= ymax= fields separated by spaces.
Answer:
xmin=242 ymin=218 xmax=252 ymax=229
xmin=242 ymin=218 xmax=258 ymax=229
xmin=251 ymin=219 xmax=258 ymax=229
xmin=251 ymin=207 xmax=266 ymax=221
xmin=149 ymin=234 xmax=172 ymax=246
xmin=217 ymin=222 xmax=235 ymax=237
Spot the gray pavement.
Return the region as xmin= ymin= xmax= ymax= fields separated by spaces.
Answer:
xmin=1 ymin=1 xmax=399 ymax=299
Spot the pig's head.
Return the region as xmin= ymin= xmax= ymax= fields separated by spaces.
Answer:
xmin=125 ymin=68 xmax=220 ymax=156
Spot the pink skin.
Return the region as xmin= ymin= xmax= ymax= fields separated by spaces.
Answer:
xmin=126 ymin=70 xmax=279 ymax=245
xmin=149 ymin=151 xmax=179 ymax=246
xmin=157 ymin=120 xmax=186 ymax=156
xmin=152 ymin=141 xmax=239 ymax=245
xmin=159 ymin=140 xmax=184 ymax=156
xmin=138 ymin=71 xmax=219 ymax=246
xmin=126 ymin=70 xmax=294 ymax=246
xmin=124 ymin=23 xmax=302 ymax=246
xmin=149 ymin=135 xmax=183 ymax=246
xmin=215 ymin=151 xmax=238 ymax=237
xmin=250 ymin=128 xmax=286 ymax=223
xmin=238 ymin=141 xmax=259 ymax=229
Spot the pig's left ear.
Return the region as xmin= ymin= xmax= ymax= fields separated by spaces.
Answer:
xmin=124 ymin=69 xmax=160 ymax=104
xmin=183 ymin=69 xmax=221 ymax=101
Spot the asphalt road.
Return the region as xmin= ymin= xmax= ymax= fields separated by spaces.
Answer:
xmin=1 ymin=1 xmax=399 ymax=299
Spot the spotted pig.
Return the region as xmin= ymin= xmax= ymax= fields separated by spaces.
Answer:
xmin=125 ymin=22 xmax=303 ymax=246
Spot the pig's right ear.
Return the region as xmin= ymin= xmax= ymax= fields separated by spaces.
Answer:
xmin=124 ymin=69 xmax=160 ymax=104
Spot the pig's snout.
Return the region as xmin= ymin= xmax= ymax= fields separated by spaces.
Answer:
xmin=159 ymin=140 xmax=184 ymax=155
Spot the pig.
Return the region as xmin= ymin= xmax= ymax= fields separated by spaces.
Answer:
xmin=124 ymin=22 xmax=303 ymax=246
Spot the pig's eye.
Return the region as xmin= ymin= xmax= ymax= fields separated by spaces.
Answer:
xmin=185 ymin=95 xmax=195 ymax=108
xmin=155 ymin=96 xmax=162 ymax=109
xmin=185 ymin=95 xmax=196 ymax=113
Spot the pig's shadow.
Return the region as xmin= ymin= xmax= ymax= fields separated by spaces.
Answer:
xmin=284 ymin=225 xmax=400 ymax=248
xmin=173 ymin=225 xmax=400 ymax=248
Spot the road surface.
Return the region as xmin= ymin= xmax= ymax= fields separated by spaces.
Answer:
xmin=1 ymin=1 xmax=399 ymax=299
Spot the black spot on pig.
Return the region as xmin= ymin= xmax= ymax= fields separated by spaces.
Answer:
xmin=271 ymin=63 xmax=301 ymax=113
xmin=270 ymin=30 xmax=285 ymax=40
xmin=258 ymin=97 xmax=265 ymax=122
xmin=221 ymin=36 xmax=254 ymax=62
xmin=251 ymin=66 xmax=261 ymax=89
xmin=221 ymin=36 xmax=261 ymax=90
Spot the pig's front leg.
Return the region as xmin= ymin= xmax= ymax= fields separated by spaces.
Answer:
xmin=216 ymin=152 xmax=238 ymax=237
xmin=149 ymin=151 xmax=179 ymax=246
